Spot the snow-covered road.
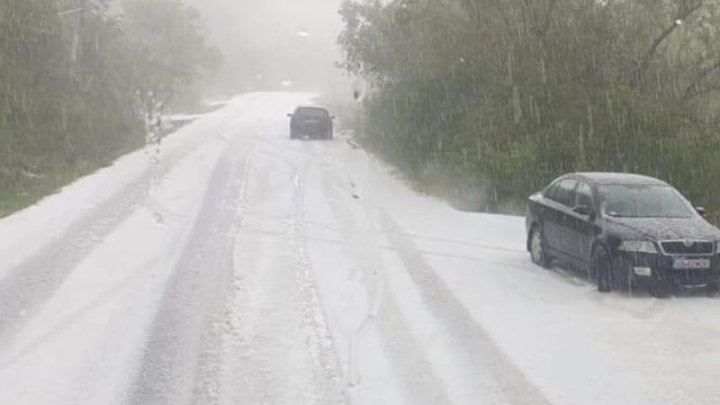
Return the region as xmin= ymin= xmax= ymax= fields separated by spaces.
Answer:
xmin=1 ymin=93 xmax=719 ymax=405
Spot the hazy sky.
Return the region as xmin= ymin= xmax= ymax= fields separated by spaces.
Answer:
xmin=186 ymin=0 xmax=348 ymax=95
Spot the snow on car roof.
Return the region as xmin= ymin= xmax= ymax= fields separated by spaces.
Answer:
xmin=574 ymin=172 xmax=669 ymax=186
xmin=295 ymin=105 xmax=328 ymax=111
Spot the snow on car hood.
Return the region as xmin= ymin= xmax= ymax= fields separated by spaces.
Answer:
xmin=606 ymin=216 xmax=720 ymax=241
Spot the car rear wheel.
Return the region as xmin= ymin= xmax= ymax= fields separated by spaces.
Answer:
xmin=592 ymin=246 xmax=613 ymax=293
xmin=529 ymin=226 xmax=552 ymax=269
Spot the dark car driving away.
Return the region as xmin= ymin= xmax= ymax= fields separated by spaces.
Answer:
xmin=526 ymin=173 xmax=720 ymax=297
xmin=287 ymin=106 xmax=334 ymax=140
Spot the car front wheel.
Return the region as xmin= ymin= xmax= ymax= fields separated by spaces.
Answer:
xmin=650 ymin=279 xmax=672 ymax=299
xmin=529 ymin=226 xmax=552 ymax=269
xmin=592 ymin=246 xmax=613 ymax=293
xmin=706 ymin=283 xmax=720 ymax=296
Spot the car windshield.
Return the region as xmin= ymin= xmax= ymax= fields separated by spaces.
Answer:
xmin=598 ymin=185 xmax=693 ymax=218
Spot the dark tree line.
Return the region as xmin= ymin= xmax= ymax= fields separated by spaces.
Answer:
xmin=0 ymin=0 xmax=218 ymax=216
xmin=339 ymin=0 xmax=720 ymax=218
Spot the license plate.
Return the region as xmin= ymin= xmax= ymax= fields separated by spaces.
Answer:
xmin=673 ymin=258 xmax=711 ymax=270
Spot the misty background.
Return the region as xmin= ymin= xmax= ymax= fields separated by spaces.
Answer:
xmin=0 ymin=0 xmax=353 ymax=217
xmin=7 ymin=0 xmax=720 ymax=223
xmin=186 ymin=0 xmax=348 ymax=96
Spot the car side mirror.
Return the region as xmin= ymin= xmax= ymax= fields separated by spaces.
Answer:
xmin=696 ymin=206 xmax=707 ymax=216
xmin=573 ymin=205 xmax=594 ymax=217
xmin=330 ymin=115 xmax=336 ymax=120
xmin=287 ymin=113 xmax=293 ymax=118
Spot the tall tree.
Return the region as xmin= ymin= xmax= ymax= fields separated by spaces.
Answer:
xmin=0 ymin=0 xmax=220 ymax=216
xmin=340 ymin=0 xmax=720 ymax=215
xmin=121 ymin=0 xmax=220 ymax=130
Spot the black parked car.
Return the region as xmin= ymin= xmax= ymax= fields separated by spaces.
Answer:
xmin=287 ymin=106 xmax=334 ymax=140
xmin=526 ymin=173 xmax=720 ymax=297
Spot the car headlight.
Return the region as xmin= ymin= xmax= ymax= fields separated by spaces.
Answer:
xmin=618 ymin=241 xmax=658 ymax=254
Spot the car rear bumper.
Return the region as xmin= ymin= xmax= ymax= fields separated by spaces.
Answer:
xmin=290 ymin=129 xmax=332 ymax=139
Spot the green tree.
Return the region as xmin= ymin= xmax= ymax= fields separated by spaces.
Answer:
xmin=121 ymin=0 xmax=221 ymax=130
xmin=340 ymin=0 xmax=720 ymax=217
xmin=0 ymin=0 xmax=220 ymax=216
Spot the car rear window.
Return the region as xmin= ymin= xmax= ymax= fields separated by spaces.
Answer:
xmin=296 ymin=108 xmax=329 ymax=118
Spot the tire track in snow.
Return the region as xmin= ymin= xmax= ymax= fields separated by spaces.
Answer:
xmin=289 ymin=162 xmax=350 ymax=404
xmin=125 ymin=138 xmax=254 ymax=405
xmin=214 ymin=150 xmax=348 ymax=404
xmin=320 ymin=169 xmax=454 ymax=405
xmin=188 ymin=137 xmax=259 ymax=405
xmin=0 ymin=175 xmax=147 ymax=342
xmin=0 ymin=122 xmax=235 ymax=345
xmin=378 ymin=210 xmax=551 ymax=405
xmin=302 ymin=220 xmax=525 ymax=254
